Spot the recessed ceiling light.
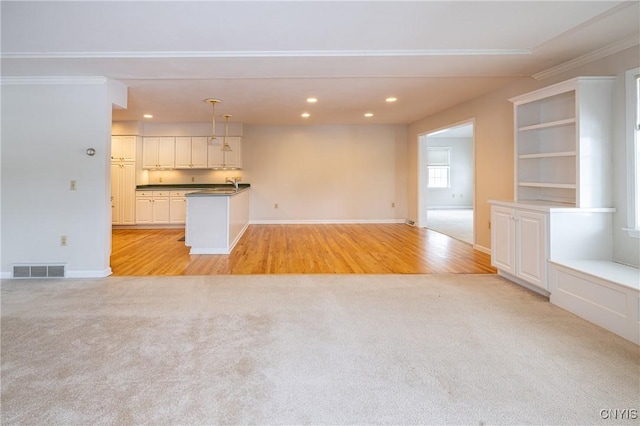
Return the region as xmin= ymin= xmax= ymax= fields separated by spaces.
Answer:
xmin=301 ymin=112 xmax=310 ymax=118
xmin=143 ymin=114 xmax=153 ymax=118
xmin=385 ymin=97 xmax=397 ymax=103
xmin=364 ymin=113 xmax=374 ymax=117
xmin=306 ymin=97 xmax=318 ymax=103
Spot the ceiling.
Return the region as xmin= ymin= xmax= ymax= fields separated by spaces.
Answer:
xmin=2 ymin=1 xmax=639 ymax=125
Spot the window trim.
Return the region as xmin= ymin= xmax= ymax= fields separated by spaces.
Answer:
xmin=623 ymin=67 xmax=640 ymax=238
xmin=427 ymin=165 xmax=450 ymax=189
xmin=426 ymin=147 xmax=451 ymax=189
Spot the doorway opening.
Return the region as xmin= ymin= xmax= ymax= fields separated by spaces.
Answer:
xmin=418 ymin=120 xmax=475 ymax=245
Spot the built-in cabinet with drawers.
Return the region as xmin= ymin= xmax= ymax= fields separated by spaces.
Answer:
xmin=136 ymin=190 xmax=188 ymax=224
xmin=490 ymin=76 xmax=615 ymax=293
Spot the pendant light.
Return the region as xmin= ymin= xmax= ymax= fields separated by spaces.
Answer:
xmin=222 ymin=114 xmax=233 ymax=152
xmin=205 ymin=98 xmax=221 ymax=146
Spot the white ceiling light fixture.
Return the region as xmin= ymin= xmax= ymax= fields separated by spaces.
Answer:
xmin=306 ymin=97 xmax=318 ymax=103
xmin=385 ymin=97 xmax=397 ymax=103
xmin=205 ymin=98 xmax=221 ymax=146
xmin=222 ymin=114 xmax=233 ymax=152
xmin=301 ymin=112 xmax=310 ymax=118
xmin=143 ymin=114 xmax=153 ymax=118
xmin=364 ymin=112 xmax=374 ymax=117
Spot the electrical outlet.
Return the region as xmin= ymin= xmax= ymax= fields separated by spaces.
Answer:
xmin=191 ymin=176 xmax=195 ymax=182
xmin=274 ymin=203 xmax=278 ymax=209
xmin=159 ymin=177 xmax=163 ymax=183
xmin=60 ymin=236 xmax=68 ymax=246
xmin=391 ymin=202 xmax=395 ymax=208
xmin=70 ymin=180 xmax=77 ymax=191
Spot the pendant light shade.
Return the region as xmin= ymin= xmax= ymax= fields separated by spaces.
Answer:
xmin=205 ymin=98 xmax=221 ymax=146
xmin=222 ymin=114 xmax=233 ymax=152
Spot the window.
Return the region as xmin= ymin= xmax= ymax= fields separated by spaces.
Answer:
xmin=624 ymin=67 xmax=640 ymax=238
xmin=427 ymin=147 xmax=450 ymax=188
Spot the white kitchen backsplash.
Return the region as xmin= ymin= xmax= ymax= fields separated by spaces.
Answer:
xmin=147 ymin=169 xmax=242 ymax=185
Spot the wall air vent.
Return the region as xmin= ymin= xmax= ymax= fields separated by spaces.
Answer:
xmin=12 ymin=264 xmax=66 ymax=278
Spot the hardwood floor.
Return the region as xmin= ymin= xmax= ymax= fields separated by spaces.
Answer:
xmin=110 ymin=224 xmax=496 ymax=275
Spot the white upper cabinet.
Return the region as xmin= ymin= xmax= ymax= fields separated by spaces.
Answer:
xmin=142 ymin=137 xmax=175 ymax=169
xmin=111 ymin=135 xmax=136 ymax=162
xmin=208 ymin=136 xmax=242 ymax=169
xmin=509 ymin=77 xmax=614 ymax=207
xmin=175 ymin=137 xmax=208 ymax=169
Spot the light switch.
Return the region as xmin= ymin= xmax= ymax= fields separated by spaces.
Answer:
xmin=70 ymin=180 xmax=77 ymax=191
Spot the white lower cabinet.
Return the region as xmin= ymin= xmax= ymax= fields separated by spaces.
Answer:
xmin=136 ymin=191 xmax=169 ymax=224
xmin=152 ymin=195 xmax=170 ymax=224
xmin=169 ymin=191 xmax=187 ymax=223
xmin=491 ymin=204 xmax=548 ymax=290
xmin=136 ymin=190 xmax=187 ymax=224
xmin=135 ymin=195 xmax=153 ymax=224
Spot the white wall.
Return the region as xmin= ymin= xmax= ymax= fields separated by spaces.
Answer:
xmin=242 ymin=124 xmax=408 ymax=222
xmin=407 ymin=46 xmax=640 ymax=264
xmin=1 ymin=78 xmax=125 ymax=277
xmin=421 ymin=136 xmax=473 ymax=209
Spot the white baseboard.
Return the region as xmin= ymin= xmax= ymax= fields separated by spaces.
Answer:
xmin=249 ymin=219 xmax=406 ymax=225
xmin=190 ymin=247 xmax=230 ymax=254
xmin=498 ymin=270 xmax=550 ymax=297
xmin=66 ymin=268 xmax=112 ymax=278
xmin=474 ymin=244 xmax=491 ymax=254
xmin=427 ymin=206 xmax=473 ymax=210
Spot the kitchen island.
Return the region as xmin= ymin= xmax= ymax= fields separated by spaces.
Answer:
xmin=185 ymin=186 xmax=250 ymax=254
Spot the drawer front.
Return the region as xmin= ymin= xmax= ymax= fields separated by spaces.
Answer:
xmin=136 ymin=191 xmax=154 ymax=197
xmin=170 ymin=191 xmax=187 ymax=197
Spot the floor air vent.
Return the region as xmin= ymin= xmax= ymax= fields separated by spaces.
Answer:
xmin=13 ymin=264 xmax=66 ymax=278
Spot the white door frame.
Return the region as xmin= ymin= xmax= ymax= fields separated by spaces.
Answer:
xmin=417 ymin=118 xmax=476 ymax=243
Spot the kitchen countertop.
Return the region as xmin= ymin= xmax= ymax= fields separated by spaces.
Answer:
xmin=136 ymin=183 xmax=250 ymax=191
xmin=186 ymin=187 xmax=250 ymax=197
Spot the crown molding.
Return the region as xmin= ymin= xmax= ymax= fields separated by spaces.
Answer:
xmin=532 ymin=34 xmax=640 ymax=80
xmin=1 ymin=48 xmax=531 ymax=60
xmin=0 ymin=76 xmax=108 ymax=85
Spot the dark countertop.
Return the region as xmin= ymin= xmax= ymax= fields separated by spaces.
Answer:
xmin=186 ymin=187 xmax=251 ymax=197
xmin=136 ymin=183 xmax=250 ymax=191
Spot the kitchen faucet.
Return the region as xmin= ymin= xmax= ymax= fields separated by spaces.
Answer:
xmin=226 ymin=177 xmax=239 ymax=190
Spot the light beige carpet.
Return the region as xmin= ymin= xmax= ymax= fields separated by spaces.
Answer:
xmin=427 ymin=209 xmax=473 ymax=244
xmin=1 ymin=274 xmax=639 ymax=425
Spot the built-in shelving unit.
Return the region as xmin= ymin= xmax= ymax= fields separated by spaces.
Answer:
xmin=509 ymin=77 xmax=615 ymax=207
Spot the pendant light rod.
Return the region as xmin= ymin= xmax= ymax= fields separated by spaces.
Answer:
xmin=205 ymin=98 xmax=221 ymax=142
xmin=222 ymin=114 xmax=233 ymax=152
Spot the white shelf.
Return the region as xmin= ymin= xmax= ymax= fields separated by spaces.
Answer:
xmin=511 ymin=77 xmax=614 ymax=207
xmin=519 ymin=151 xmax=576 ymax=159
xmin=519 ymin=182 xmax=576 ymax=189
xmin=518 ymin=118 xmax=576 ymax=132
